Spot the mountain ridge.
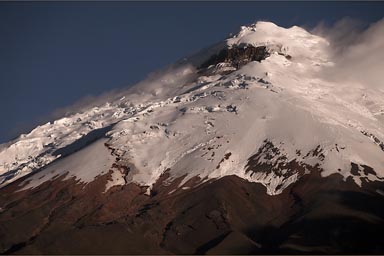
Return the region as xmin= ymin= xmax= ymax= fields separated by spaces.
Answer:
xmin=1 ymin=21 xmax=384 ymax=254
xmin=1 ymin=21 xmax=383 ymax=196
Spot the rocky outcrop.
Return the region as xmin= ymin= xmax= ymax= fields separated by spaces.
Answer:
xmin=199 ymin=45 xmax=270 ymax=70
xmin=198 ymin=44 xmax=292 ymax=76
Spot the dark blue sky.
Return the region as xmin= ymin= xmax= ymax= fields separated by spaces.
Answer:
xmin=1 ymin=1 xmax=383 ymax=143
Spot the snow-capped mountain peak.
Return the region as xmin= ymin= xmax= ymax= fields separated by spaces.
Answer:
xmin=0 ymin=21 xmax=383 ymax=196
xmin=227 ymin=21 xmax=330 ymax=64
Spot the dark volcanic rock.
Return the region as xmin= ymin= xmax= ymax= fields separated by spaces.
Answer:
xmin=199 ymin=45 xmax=270 ymax=70
xmin=1 ymin=166 xmax=384 ymax=254
xmin=245 ymin=140 xmax=320 ymax=182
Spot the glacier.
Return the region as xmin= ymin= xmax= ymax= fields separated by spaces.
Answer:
xmin=1 ymin=21 xmax=383 ymax=195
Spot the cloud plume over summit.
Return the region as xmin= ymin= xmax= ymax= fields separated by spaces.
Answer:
xmin=314 ymin=18 xmax=384 ymax=90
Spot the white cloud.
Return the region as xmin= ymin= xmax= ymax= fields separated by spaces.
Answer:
xmin=313 ymin=18 xmax=384 ymax=90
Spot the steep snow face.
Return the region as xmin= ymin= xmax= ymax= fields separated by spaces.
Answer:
xmin=19 ymin=138 xmax=116 ymax=191
xmin=1 ymin=21 xmax=384 ymax=195
xmin=0 ymin=103 xmax=124 ymax=186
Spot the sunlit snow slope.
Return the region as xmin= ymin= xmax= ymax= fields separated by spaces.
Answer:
xmin=1 ymin=21 xmax=383 ymax=195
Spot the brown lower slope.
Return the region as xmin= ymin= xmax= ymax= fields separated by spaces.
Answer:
xmin=0 ymin=168 xmax=384 ymax=254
